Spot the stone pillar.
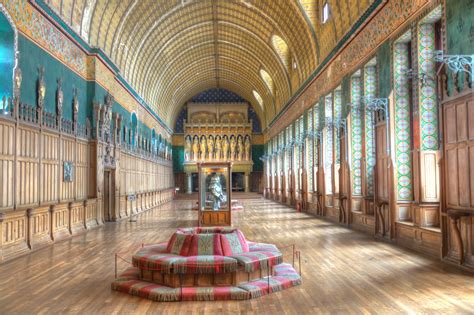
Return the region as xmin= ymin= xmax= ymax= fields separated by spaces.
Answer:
xmin=244 ymin=173 xmax=250 ymax=193
xmin=186 ymin=173 xmax=193 ymax=194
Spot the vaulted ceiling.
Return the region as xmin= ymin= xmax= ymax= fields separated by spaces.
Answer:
xmin=42 ymin=0 xmax=375 ymax=129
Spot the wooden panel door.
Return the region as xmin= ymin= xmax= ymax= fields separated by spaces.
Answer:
xmin=443 ymin=95 xmax=474 ymax=268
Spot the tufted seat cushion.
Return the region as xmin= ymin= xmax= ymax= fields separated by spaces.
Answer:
xmin=132 ymin=244 xmax=183 ymax=273
xmin=220 ymin=231 xmax=249 ymax=256
xmin=166 ymin=232 xmax=193 ymax=256
xmin=172 ymin=255 xmax=238 ymax=274
xmin=231 ymin=251 xmax=283 ymax=273
xmin=188 ymin=233 xmax=224 ymax=256
xmin=248 ymin=242 xmax=279 ymax=253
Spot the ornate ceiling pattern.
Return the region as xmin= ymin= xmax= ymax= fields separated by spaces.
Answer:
xmin=41 ymin=0 xmax=374 ymax=129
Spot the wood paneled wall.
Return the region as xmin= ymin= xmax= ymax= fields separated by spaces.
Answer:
xmin=0 ymin=117 xmax=174 ymax=263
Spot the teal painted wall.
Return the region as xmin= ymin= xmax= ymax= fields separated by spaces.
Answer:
xmin=17 ymin=34 xmax=158 ymax=143
xmin=446 ymin=0 xmax=474 ymax=55
xmin=19 ymin=35 xmax=90 ymax=123
xmin=252 ymin=145 xmax=264 ymax=172
xmin=0 ymin=13 xmax=15 ymax=101
xmin=377 ymin=41 xmax=392 ymax=99
xmin=173 ymin=146 xmax=185 ymax=173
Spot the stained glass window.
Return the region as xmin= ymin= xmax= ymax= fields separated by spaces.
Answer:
xmin=324 ymin=94 xmax=333 ymax=194
xmin=364 ymin=64 xmax=376 ymax=196
xmin=350 ymin=75 xmax=363 ymax=196
xmin=307 ymin=108 xmax=314 ymax=192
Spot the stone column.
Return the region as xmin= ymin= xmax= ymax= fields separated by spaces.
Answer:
xmin=244 ymin=173 xmax=250 ymax=193
xmin=186 ymin=173 xmax=193 ymax=194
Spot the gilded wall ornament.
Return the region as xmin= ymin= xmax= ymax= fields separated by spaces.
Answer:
xmin=37 ymin=66 xmax=45 ymax=110
xmin=72 ymin=87 xmax=79 ymax=126
xmin=13 ymin=65 xmax=22 ymax=101
xmin=56 ymin=78 xmax=63 ymax=123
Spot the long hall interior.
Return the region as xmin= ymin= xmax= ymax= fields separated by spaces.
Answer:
xmin=0 ymin=0 xmax=473 ymax=313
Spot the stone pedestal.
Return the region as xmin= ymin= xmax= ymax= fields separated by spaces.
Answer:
xmin=186 ymin=173 xmax=193 ymax=194
xmin=244 ymin=173 xmax=250 ymax=193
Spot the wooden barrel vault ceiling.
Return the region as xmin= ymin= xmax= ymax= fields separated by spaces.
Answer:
xmin=41 ymin=0 xmax=375 ymax=129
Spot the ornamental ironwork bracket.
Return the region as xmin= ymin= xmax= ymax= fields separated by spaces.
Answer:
xmin=404 ymin=69 xmax=436 ymax=87
xmin=364 ymin=97 xmax=390 ymax=155
xmin=348 ymin=102 xmax=362 ymax=115
xmin=435 ymin=50 xmax=474 ymax=84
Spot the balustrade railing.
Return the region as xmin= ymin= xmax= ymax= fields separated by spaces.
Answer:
xmin=42 ymin=111 xmax=58 ymax=129
xmin=19 ymin=103 xmax=38 ymax=124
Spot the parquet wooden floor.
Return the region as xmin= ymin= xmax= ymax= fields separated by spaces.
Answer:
xmin=0 ymin=195 xmax=473 ymax=314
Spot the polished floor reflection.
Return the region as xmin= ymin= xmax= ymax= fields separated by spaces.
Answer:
xmin=0 ymin=194 xmax=473 ymax=314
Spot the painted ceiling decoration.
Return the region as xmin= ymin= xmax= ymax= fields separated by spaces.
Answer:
xmin=39 ymin=0 xmax=375 ymax=130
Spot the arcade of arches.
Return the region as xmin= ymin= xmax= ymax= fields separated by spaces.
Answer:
xmin=0 ymin=0 xmax=473 ymax=313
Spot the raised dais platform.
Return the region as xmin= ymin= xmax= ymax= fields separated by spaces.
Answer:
xmin=112 ymin=227 xmax=301 ymax=301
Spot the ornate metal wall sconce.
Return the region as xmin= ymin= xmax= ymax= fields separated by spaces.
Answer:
xmin=348 ymin=102 xmax=362 ymax=115
xmin=364 ymin=97 xmax=390 ymax=155
xmin=435 ymin=50 xmax=473 ymax=84
xmin=404 ymin=69 xmax=436 ymax=87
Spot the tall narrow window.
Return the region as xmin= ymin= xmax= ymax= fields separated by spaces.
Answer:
xmin=313 ymin=102 xmax=320 ymax=192
xmin=285 ymin=126 xmax=291 ymax=192
xmin=253 ymin=90 xmax=264 ymax=110
xmin=279 ymin=131 xmax=284 ymax=190
xmin=307 ymin=108 xmax=314 ymax=192
xmin=298 ymin=115 xmax=304 ymax=192
xmin=324 ymin=94 xmax=333 ymax=195
xmin=322 ymin=2 xmax=330 ymax=24
xmin=394 ymin=33 xmax=413 ymax=202
xmin=364 ymin=62 xmax=377 ymax=196
xmin=350 ymin=74 xmax=363 ymax=196
xmin=418 ymin=20 xmax=439 ymax=151
xmin=260 ymin=69 xmax=274 ymax=95
xmin=271 ymin=35 xmax=290 ymax=70
xmin=294 ymin=120 xmax=300 ymax=192
xmin=333 ymin=89 xmax=342 ymax=194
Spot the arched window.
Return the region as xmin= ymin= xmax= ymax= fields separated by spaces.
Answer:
xmin=260 ymin=69 xmax=274 ymax=95
xmin=271 ymin=35 xmax=290 ymax=70
xmin=298 ymin=0 xmax=317 ymax=29
xmin=252 ymin=90 xmax=264 ymax=110
xmin=0 ymin=7 xmax=17 ymax=113
xmin=322 ymin=1 xmax=330 ymax=24
xmin=131 ymin=112 xmax=138 ymax=148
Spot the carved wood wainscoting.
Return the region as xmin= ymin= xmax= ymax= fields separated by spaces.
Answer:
xmin=442 ymin=90 xmax=474 ymax=270
xmin=0 ymin=110 xmax=175 ymax=263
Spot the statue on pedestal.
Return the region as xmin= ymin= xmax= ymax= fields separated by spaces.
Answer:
xmin=208 ymin=173 xmax=226 ymax=210
xmin=230 ymin=136 xmax=236 ymax=161
xmin=244 ymin=135 xmax=251 ymax=161
xmin=192 ymin=136 xmax=199 ymax=160
xmin=207 ymin=135 xmax=214 ymax=160
xmin=200 ymin=135 xmax=207 ymax=160
xmin=184 ymin=135 xmax=192 ymax=161
xmin=237 ymin=135 xmax=243 ymax=161
xmin=222 ymin=136 xmax=229 ymax=160
xmin=215 ymin=135 xmax=222 ymax=160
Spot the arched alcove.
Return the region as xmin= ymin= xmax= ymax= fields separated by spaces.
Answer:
xmin=131 ymin=112 xmax=138 ymax=147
